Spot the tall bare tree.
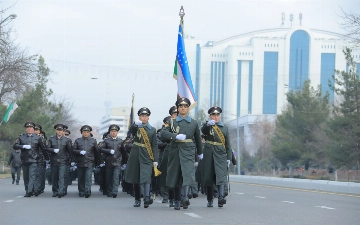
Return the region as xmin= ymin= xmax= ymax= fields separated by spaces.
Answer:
xmin=339 ymin=7 xmax=360 ymax=46
xmin=0 ymin=24 xmax=37 ymax=104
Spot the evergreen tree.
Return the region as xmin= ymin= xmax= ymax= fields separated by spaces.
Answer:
xmin=272 ymin=80 xmax=330 ymax=176
xmin=327 ymin=47 xmax=360 ymax=170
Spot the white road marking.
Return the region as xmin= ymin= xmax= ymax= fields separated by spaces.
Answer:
xmin=255 ymin=196 xmax=266 ymax=199
xmin=4 ymin=200 xmax=14 ymax=202
xmin=282 ymin=201 xmax=295 ymax=204
xmin=236 ymin=192 xmax=244 ymax=195
xmin=16 ymin=196 xmax=23 ymax=198
xmin=315 ymin=206 xmax=335 ymax=210
xmin=184 ymin=213 xmax=202 ymax=218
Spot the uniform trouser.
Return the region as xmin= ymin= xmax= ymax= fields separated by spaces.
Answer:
xmin=22 ymin=163 xmax=37 ymax=193
xmin=77 ymin=167 xmax=93 ymax=195
xmin=51 ymin=165 xmax=67 ymax=195
xmin=35 ymin=163 xmax=46 ymax=192
xmin=106 ymin=167 xmax=121 ymax=195
xmin=11 ymin=166 xmax=21 ymax=182
xmin=161 ymin=186 xmax=169 ymax=200
xmin=100 ymin=167 xmax=107 ymax=193
xmin=64 ymin=165 xmax=70 ymax=192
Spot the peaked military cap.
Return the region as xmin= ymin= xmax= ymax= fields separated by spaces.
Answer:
xmin=208 ymin=106 xmax=222 ymax=115
xmin=163 ymin=116 xmax=171 ymax=124
xmin=24 ymin=121 xmax=35 ymax=128
xmin=54 ymin=124 xmax=64 ymax=130
xmin=63 ymin=124 xmax=69 ymax=130
xmin=34 ymin=124 xmax=42 ymax=130
xmin=137 ymin=107 xmax=151 ymax=116
xmin=80 ymin=125 xmax=92 ymax=132
xmin=169 ymin=106 xmax=178 ymax=115
xmin=64 ymin=129 xmax=71 ymax=135
xmin=175 ymin=97 xmax=191 ymax=107
xmin=108 ymin=124 xmax=120 ymax=131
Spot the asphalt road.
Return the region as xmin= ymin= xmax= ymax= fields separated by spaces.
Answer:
xmin=0 ymin=177 xmax=359 ymax=225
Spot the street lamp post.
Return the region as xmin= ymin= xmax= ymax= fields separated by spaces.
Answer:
xmin=235 ymin=117 xmax=241 ymax=175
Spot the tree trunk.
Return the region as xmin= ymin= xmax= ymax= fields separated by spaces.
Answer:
xmin=289 ymin=166 xmax=294 ymax=178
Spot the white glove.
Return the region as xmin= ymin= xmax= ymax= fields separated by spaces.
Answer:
xmin=54 ymin=149 xmax=59 ymax=153
xmin=99 ymin=163 xmax=105 ymax=167
xmin=23 ymin=145 xmax=31 ymax=149
xmin=198 ymin=154 xmax=203 ymax=160
xmin=80 ymin=150 xmax=86 ymax=155
xmin=135 ymin=120 xmax=142 ymax=126
xmin=175 ymin=134 xmax=186 ymax=140
xmin=153 ymin=162 xmax=158 ymax=167
xmin=110 ymin=149 xmax=115 ymax=154
xmin=71 ymin=162 xmax=76 ymax=166
xmin=194 ymin=162 xmax=199 ymax=167
xmin=121 ymin=164 xmax=127 ymax=170
xmin=207 ymin=120 xmax=216 ymax=126
xmin=227 ymin=160 xmax=230 ymax=167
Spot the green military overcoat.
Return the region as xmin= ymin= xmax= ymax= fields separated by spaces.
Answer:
xmin=199 ymin=122 xmax=232 ymax=185
xmin=160 ymin=115 xmax=202 ymax=188
xmin=157 ymin=143 xmax=170 ymax=187
xmin=125 ymin=123 xmax=158 ymax=184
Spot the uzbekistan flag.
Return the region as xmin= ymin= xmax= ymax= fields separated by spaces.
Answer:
xmin=173 ymin=25 xmax=197 ymax=110
xmin=2 ymin=101 xmax=18 ymax=123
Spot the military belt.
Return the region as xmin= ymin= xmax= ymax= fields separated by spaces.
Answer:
xmin=205 ymin=140 xmax=223 ymax=146
xmin=175 ymin=139 xmax=193 ymax=143
xmin=133 ymin=142 xmax=146 ymax=147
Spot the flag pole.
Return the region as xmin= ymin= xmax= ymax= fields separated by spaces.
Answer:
xmin=179 ymin=6 xmax=185 ymax=36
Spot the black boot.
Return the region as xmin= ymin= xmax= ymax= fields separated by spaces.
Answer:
xmin=218 ymin=185 xmax=226 ymax=207
xmin=169 ymin=199 xmax=175 ymax=207
xmin=207 ymin=185 xmax=213 ymax=207
xmin=174 ymin=187 xmax=181 ymax=210
xmin=174 ymin=200 xmax=180 ymax=210
xmin=143 ymin=183 xmax=153 ymax=208
xmin=181 ymin=186 xmax=190 ymax=209
xmin=133 ymin=184 xmax=141 ymax=207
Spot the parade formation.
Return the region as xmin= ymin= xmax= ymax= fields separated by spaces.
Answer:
xmin=10 ymin=97 xmax=235 ymax=210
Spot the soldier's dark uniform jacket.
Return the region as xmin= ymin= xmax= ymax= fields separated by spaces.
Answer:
xmin=13 ymin=133 xmax=49 ymax=163
xmin=72 ymin=137 xmax=101 ymax=167
xmin=47 ymin=135 xmax=74 ymax=165
xmin=101 ymin=137 xmax=127 ymax=167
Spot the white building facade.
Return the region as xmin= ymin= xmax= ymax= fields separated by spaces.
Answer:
xmin=186 ymin=27 xmax=360 ymax=123
xmin=100 ymin=107 xmax=131 ymax=139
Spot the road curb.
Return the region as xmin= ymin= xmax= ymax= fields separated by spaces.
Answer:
xmin=230 ymin=175 xmax=360 ymax=195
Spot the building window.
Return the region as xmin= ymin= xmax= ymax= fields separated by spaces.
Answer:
xmin=263 ymin=52 xmax=278 ymax=114
xmin=289 ymin=30 xmax=310 ymax=90
xmin=321 ymin=53 xmax=335 ymax=102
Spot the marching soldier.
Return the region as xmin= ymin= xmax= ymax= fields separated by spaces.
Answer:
xmin=160 ymin=98 xmax=203 ymax=210
xmin=62 ymin=125 xmax=72 ymax=195
xmin=121 ymin=135 xmax=133 ymax=196
xmin=34 ymin=124 xmax=47 ymax=195
xmin=13 ymin=121 xmax=49 ymax=197
xmin=72 ymin=125 xmax=101 ymax=198
xmin=200 ymin=106 xmax=232 ymax=207
xmin=47 ymin=124 xmax=74 ymax=198
xmin=100 ymin=124 xmax=128 ymax=198
xmin=125 ymin=107 xmax=159 ymax=208
xmin=98 ymin=132 xmax=109 ymax=195
xmin=8 ymin=149 xmax=21 ymax=185
xmin=158 ymin=106 xmax=178 ymax=207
